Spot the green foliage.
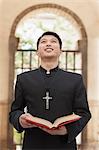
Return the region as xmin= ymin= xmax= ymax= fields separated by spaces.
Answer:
xmin=15 ymin=12 xmax=80 ymax=50
xmin=13 ymin=128 xmax=24 ymax=145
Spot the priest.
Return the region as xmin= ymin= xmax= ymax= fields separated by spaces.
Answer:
xmin=9 ymin=31 xmax=91 ymax=149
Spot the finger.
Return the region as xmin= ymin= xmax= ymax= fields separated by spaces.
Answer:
xmin=20 ymin=114 xmax=27 ymax=120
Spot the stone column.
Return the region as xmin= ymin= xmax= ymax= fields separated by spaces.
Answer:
xmin=87 ymin=37 xmax=99 ymax=143
xmin=0 ymin=45 xmax=10 ymax=149
xmin=0 ymin=35 xmax=18 ymax=149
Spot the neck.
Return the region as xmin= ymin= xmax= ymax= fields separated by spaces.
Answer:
xmin=40 ymin=60 xmax=58 ymax=71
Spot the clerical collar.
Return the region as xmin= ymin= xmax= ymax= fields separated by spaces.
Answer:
xmin=39 ymin=66 xmax=59 ymax=75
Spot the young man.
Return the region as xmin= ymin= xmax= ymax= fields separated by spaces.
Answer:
xmin=9 ymin=31 xmax=91 ymax=149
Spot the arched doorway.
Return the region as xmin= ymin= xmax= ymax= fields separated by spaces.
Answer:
xmin=8 ymin=3 xmax=87 ymax=149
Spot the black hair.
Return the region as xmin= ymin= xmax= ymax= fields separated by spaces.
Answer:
xmin=37 ymin=31 xmax=62 ymax=49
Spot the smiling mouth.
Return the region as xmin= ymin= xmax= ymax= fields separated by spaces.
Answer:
xmin=45 ymin=48 xmax=53 ymax=52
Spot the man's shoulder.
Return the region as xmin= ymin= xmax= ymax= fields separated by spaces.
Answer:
xmin=59 ymin=68 xmax=82 ymax=79
xmin=17 ymin=68 xmax=39 ymax=78
xmin=59 ymin=69 xmax=83 ymax=85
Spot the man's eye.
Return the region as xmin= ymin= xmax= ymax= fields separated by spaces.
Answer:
xmin=52 ymin=40 xmax=57 ymax=43
xmin=41 ymin=40 xmax=46 ymax=43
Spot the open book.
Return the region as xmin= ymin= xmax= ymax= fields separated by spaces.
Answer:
xmin=25 ymin=113 xmax=81 ymax=130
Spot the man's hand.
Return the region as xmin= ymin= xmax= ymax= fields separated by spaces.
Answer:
xmin=39 ymin=126 xmax=68 ymax=135
xmin=19 ymin=113 xmax=37 ymax=128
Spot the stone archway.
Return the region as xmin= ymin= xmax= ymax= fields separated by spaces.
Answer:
xmin=8 ymin=3 xmax=88 ymax=149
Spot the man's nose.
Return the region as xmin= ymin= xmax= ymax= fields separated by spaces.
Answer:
xmin=46 ymin=42 xmax=51 ymax=47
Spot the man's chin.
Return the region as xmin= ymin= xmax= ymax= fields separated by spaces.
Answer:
xmin=42 ymin=55 xmax=56 ymax=59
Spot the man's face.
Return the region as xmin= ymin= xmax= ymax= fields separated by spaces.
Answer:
xmin=37 ymin=35 xmax=61 ymax=60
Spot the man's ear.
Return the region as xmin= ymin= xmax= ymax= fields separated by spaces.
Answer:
xmin=36 ymin=50 xmax=41 ymax=58
xmin=59 ymin=49 xmax=62 ymax=55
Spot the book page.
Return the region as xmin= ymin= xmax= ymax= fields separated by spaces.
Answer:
xmin=25 ymin=116 xmax=53 ymax=129
xmin=25 ymin=113 xmax=81 ymax=129
xmin=53 ymin=114 xmax=81 ymax=128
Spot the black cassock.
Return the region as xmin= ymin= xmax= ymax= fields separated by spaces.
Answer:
xmin=9 ymin=66 xmax=91 ymax=150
